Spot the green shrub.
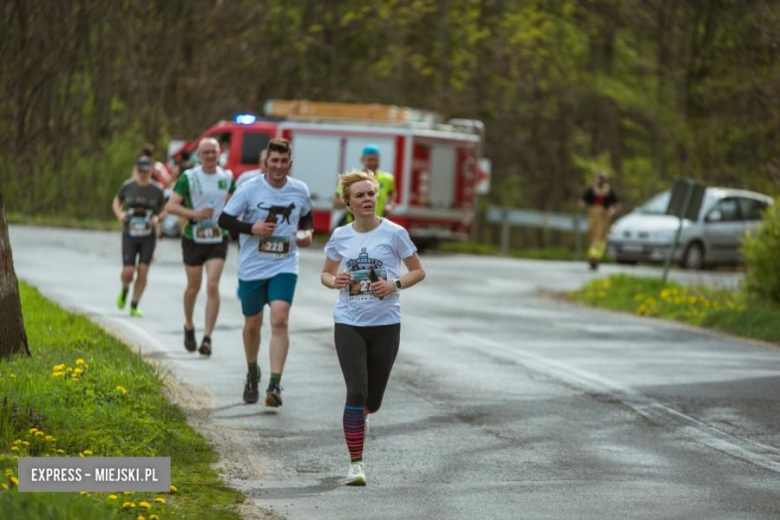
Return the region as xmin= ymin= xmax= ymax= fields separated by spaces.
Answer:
xmin=1 ymin=124 xmax=161 ymax=221
xmin=743 ymin=201 xmax=780 ymax=303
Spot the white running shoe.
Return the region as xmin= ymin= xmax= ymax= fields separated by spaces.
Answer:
xmin=345 ymin=462 xmax=366 ymax=486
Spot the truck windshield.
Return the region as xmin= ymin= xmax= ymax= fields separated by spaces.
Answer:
xmin=639 ymin=190 xmax=671 ymax=215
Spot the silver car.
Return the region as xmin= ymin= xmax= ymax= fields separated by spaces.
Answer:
xmin=608 ymin=187 xmax=773 ymax=269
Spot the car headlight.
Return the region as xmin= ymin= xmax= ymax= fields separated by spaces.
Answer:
xmin=652 ymin=230 xmax=675 ymax=241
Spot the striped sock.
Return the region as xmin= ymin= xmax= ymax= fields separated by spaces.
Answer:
xmin=343 ymin=405 xmax=365 ymax=463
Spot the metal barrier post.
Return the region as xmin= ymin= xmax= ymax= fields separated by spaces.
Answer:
xmin=500 ymin=209 xmax=510 ymax=256
xmin=574 ymin=215 xmax=582 ymax=260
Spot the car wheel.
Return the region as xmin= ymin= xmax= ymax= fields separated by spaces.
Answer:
xmin=682 ymin=242 xmax=705 ymax=270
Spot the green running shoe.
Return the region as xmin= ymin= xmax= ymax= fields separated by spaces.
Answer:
xmin=130 ymin=307 xmax=144 ymax=318
xmin=116 ymin=291 xmax=127 ymax=310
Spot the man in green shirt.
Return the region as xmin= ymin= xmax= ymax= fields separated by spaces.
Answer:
xmin=166 ymin=137 xmax=236 ymax=356
xmin=112 ymin=157 xmax=166 ymax=317
xmin=333 ymin=145 xmax=395 ymax=224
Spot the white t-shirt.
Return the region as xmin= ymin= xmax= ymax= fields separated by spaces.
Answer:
xmin=183 ymin=166 xmax=233 ymax=209
xmin=324 ymin=219 xmax=417 ymax=326
xmin=236 ymin=168 xmax=262 ymax=187
xmin=223 ymin=175 xmax=313 ymax=280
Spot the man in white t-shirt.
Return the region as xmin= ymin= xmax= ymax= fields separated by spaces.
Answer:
xmin=218 ymin=139 xmax=314 ymax=407
xmin=166 ymin=137 xmax=236 ymax=357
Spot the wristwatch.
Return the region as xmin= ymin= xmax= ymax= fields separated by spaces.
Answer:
xmin=393 ymin=279 xmax=402 ymax=291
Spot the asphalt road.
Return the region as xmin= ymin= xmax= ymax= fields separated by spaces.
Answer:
xmin=11 ymin=226 xmax=780 ymax=520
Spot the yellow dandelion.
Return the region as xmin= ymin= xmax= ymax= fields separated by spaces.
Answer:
xmin=53 ymin=364 xmax=65 ymax=371
xmin=13 ymin=439 xmax=21 ymax=445
xmin=149 ymin=515 xmax=160 ymax=520
xmin=10 ymin=446 xmax=19 ymax=452
xmin=155 ymin=497 xmax=165 ymax=503
xmin=83 ymin=450 xmax=92 ymax=456
xmin=4 ymin=470 xmax=11 ymax=475
xmin=116 ymin=386 xmax=127 ymax=395
xmin=80 ymin=491 xmax=91 ymax=496
xmin=124 ymin=491 xmax=134 ymax=495
xmin=108 ymin=494 xmax=118 ymax=500
xmin=9 ymin=374 xmax=15 ymax=379
xmin=22 ymin=441 xmax=29 ymax=446
xmin=139 ymin=501 xmax=151 ymax=509
xmin=73 ymin=368 xmax=83 ymax=375
xmin=10 ymin=476 xmax=19 ymax=486
xmin=76 ymin=359 xmax=85 ymax=365
xmin=66 ymin=367 xmax=73 ymax=372
xmin=29 ymin=428 xmax=38 ymax=434
xmin=1 ymin=483 xmax=8 ymax=490
xmin=52 ymin=372 xmax=64 ymax=378
xmin=78 ymin=453 xmax=84 ymax=457
xmin=36 ymin=432 xmax=45 ymax=438
xmin=45 ymin=435 xmax=55 ymax=442
xmin=56 ymin=449 xmax=65 ymax=454
xmin=44 ymin=454 xmax=50 ymax=457
xmin=122 ymin=501 xmax=136 ymax=509
xmin=169 ymin=485 xmax=177 ymax=493
xmin=138 ymin=516 xmax=147 ymax=520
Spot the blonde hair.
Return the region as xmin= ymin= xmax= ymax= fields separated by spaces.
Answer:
xmin=340 ymin=170 xmax=379 ymax=207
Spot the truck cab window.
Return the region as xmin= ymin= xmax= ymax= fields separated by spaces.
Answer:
xmin=242 ymin=133 xmax=270 ymax=165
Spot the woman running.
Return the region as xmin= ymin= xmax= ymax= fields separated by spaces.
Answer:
xmin=321 ymin=170 xmax=426 ymax=486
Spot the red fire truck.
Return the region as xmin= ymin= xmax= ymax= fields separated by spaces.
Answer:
xmin=171 ymin=100 xmax=490 ymax=245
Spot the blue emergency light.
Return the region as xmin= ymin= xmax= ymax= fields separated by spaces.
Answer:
xmin=233 ymin=113 xmax=257 ymax=125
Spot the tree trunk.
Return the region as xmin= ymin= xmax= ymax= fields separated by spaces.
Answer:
xmin=0 ymin=188 xmax=30 ymax=359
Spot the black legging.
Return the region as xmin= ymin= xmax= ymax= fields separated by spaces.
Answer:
xmin=334 ymin=323 xmax=400 ymax=413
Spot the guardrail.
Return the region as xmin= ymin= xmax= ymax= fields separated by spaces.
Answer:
xmin=485 ymin=206 xmax=588 ymax=257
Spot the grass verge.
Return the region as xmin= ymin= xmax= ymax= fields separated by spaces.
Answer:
xmin=568 ymin=274 xmax=780 ymax=345
xmin=439 ymin=241 xmax=586 ymax=261
xmin=0 ymin=282 xmax=244 ymax=519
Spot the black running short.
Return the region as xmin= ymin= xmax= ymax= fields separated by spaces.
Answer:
xmin=122 ymin=234 xmax=156 ymax=266
xmin=181 ymin=236 xmax=229 ymax=267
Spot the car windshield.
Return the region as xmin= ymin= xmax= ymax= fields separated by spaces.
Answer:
xmin=639 ymin=190 xmax=671 ymax=215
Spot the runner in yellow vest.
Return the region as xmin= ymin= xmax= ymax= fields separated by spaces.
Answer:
xmin=579 ymin=172 xmax=621 ymax=271
xmin=333 ymin=145 xmax=394 ymax=224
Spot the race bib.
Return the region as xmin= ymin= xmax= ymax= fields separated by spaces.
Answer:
xmin=347 ymin=268 xmax=387 ymax=301
xmin=128 ymin=215 xmax=152 ymax=237
xmin=258 ymin=236 xmax=291 ymax=258
xmin=193 ymin=221 xmax=223 ymax=244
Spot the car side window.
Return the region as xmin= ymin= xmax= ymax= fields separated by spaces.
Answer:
xmin=709 ymin=198 xmax=741 ymax=222
xmin=738 ymin=198 xmax=768 ymax=221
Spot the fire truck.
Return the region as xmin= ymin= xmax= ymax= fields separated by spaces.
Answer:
xmin=171 ymin=100 xmax=490 ymax=245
